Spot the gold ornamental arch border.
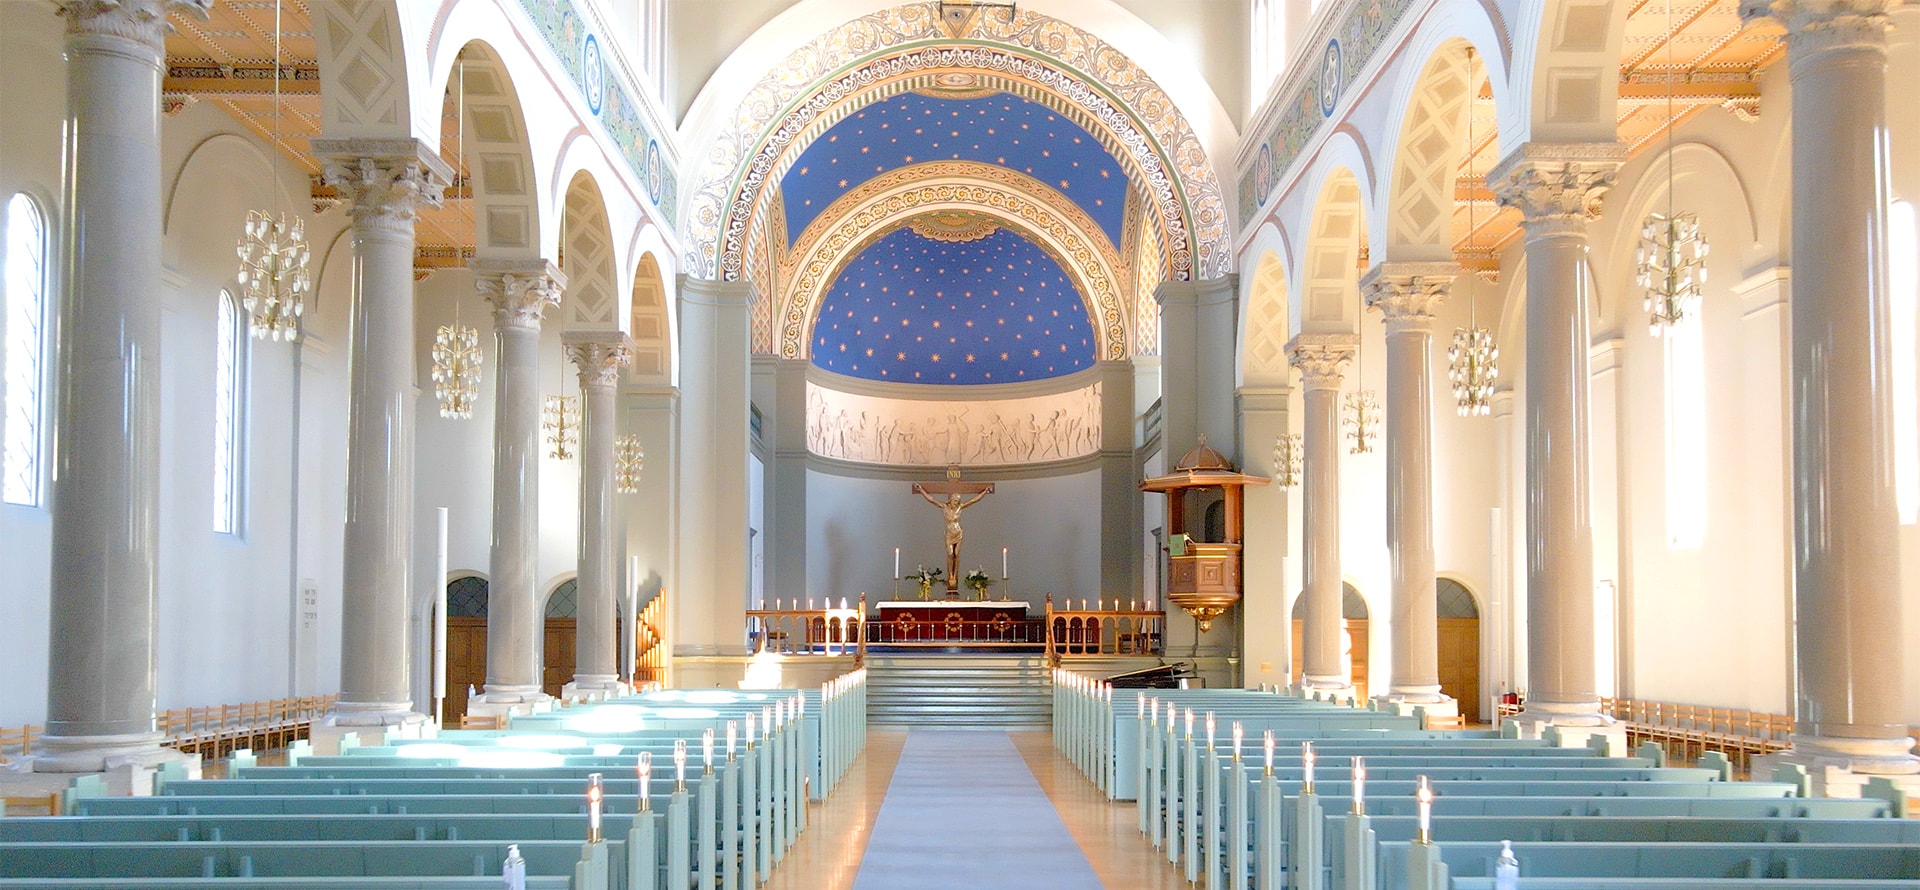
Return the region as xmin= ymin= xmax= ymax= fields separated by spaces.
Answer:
xmin=683 ymin=4 xmax=1231 ymax=282
xmin=780 ymin=177 xmax=1128 ymax=363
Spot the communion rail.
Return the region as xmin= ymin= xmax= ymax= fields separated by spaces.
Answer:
xmin=744 ymin=595 xmax=1167 ymax=661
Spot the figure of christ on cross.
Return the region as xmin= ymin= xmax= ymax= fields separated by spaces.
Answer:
xmin=913 ymin=465 xmax=994 ymax=597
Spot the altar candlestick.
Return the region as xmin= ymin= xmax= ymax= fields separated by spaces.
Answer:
xmin=674 ymin=740 xmax=687 ymax=791
xmin=1352 ymin=756 xmax=1366 ymax=814
xmin=1416 ymin=775 xmax=1433 ymax=843
xmin=1264 ymin=730 xmax=1275 ymax=776
xmin=702 ymin=729 xmax=715 ymax=775
xmin=586 ymin=772 xmax=604 ymax=842
xmin=637 ymin=753 xmax=652 ymax=813
xmin=1232 ymin=721 xmax=1244 ymax=762
xmin=1303 ymin=741 xmax=1316 ymax=793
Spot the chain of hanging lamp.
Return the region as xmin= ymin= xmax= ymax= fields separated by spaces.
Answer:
xmin=1636 ymin=0 xmax=1709 ymax=335
xmin=234 ymin=0 xmax=309 ymax=341
xmin=1344 ymin=282 xmax=1380 ymax=453
xmin=1447 ymin=47 xmax=1499 ymax=416
xmin=432 ymin=56 xmax=483 ymax=419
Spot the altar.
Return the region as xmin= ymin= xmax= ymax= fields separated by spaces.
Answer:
xmin=872 ymin=601 xmax=1038 ymax=644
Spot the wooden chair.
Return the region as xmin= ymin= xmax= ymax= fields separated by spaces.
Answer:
xmin=1 ymin=792 xmax=60 ymax=817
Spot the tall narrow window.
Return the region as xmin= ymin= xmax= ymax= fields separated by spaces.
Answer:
xmin=1664 ymin=309 xmax=1707 ymax=548
xmin=3 ymin=194 xmax=48 ymax=507
xmin=213 ymin=289 xmax=246 ymax=534
xmin=1892 ymin=200 xmax=1918 ymax=525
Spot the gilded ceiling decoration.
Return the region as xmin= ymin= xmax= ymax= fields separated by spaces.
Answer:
xmin=906 ymin=212 xmax=1000 ymax=243
xmin=684 ymin=3 xmax=1230 ymax=283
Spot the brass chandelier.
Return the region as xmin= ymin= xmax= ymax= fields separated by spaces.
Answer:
xmin=615 ymin=435 xmax=645 ymax=493
xmin=1271 ymin=433 xmax=1302 ymax=487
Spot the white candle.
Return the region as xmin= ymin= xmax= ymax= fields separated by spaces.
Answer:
xmin=637 ymin=752 xmax=652 ymax=813
xmin=674 ymin=739 xmax=687 ymax=791
xmin=1416 ymin=775 xmax=1433 ymax=842
xmin=702 ymin=729 xmax=715 ymax=775
xmin=1206 ymin=712 xmax=1216 ymax=750
xmin=727 ymin=721 xmax=737 ymax=760
xmin=586 ymin=772 xmax=603 ymax=842
xmin=1232 ymin=721 xmax=1244 ymax=762
xmin=1352 ymin=756 xmax=1366 ymax=814
xmin=1264 ymin=730 xmax=1275 ymax=776
xmin=1303 ymin=741 xmax=1316 ymax=792
xmin=1184 ymin=708 xmax=1194 ymax=740
xmin=1002 ymin=547 xmax=1008 ymax=579
xmin=895 ymin=547 xmax=901 ymax=578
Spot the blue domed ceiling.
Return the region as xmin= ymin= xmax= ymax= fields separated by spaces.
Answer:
xmin=780 ymin=91 xmax=1129 ymax=246
xmin=811 ymin=225 xmax=1095 ymax=385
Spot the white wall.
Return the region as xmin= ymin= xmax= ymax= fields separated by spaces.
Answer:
xmin=804 ymin=466 xmax=1102 ymax=608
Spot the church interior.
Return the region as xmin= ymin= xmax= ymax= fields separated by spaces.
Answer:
xmin=1 ymin=0 xmax=1918 ymax=885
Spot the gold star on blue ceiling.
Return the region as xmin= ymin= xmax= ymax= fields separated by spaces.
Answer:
xmin=812 ymin=227 xmax=1094 ymax=385
xmin=781 ymin=92 xmax=1129 ymax=248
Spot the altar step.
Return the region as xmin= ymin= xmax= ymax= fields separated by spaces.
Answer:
xmin=865 ymin=654 xmax=1053 ymax=731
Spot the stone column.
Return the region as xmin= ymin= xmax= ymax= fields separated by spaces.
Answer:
xmin=1743 ymin=0 xmax=1917 ymax=783
xmin=563 ymin=331 xmax=634 ymax=697
xmin=1363 ymin=264 xmax=1456 ymax=712
xmin=35 ymin=0 xmax=212 ymax=775
xmin=1287 ymin=334 xmax=1357 ymax=693
xmin=767 ymin=358 xmax=810 ymax=602
xmin=675 ymin=278 xmax=752 ymax=676
xmin=1489 ymin=142 xmax=1624 ymax=733
xmin=306 ymin=139 xmax=451 ymax=737
xmin=468 ymin=260 xmax=565 ymax=713
xmin=1097 ymin=361 xmax=1140 ymax=602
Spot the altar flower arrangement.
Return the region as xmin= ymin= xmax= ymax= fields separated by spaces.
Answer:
xmin=906 ymin=565 xmax=944 ymax=600
xmin=964 ymin=569 xmax=994 ymax=600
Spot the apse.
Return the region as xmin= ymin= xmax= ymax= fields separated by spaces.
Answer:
xmin=810 ymin=224 xmax=1095 ymax=384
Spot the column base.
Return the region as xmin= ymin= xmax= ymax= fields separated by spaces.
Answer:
xmin=1755 ymin=735 xmax=1920 ymax=797
xmin=1299 ymin=676 xmax=1356 ymax=705
xmin=468 ymin=685 xmax=554 ymax=719
xmin=1375 ymin=692 xmax=1457 ymax=719
xmin=562 ymin=676 xmax=626 ymax=703
xmin=312 ymin=706 xmax=430 ymax=755
xmin=1504 ymin=707 xmax=1627 ymax=756
xmin=25 ymin=731 xmax=201 ymax=787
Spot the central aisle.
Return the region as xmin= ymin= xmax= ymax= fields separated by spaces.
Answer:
xmin=851 ymin=730 xmax=1104 ymax=890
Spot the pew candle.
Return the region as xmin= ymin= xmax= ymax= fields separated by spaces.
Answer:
xmin=1263 ymin=730 xmax=1275 ymax=777
xmin=1184 ymin=708 xmax=1194 ymax=741
xmin=1232 ymin=721 xmax=1244 ymax=763
xmin=1302 ymin=741 xmax=1316 ymax=793
xmin=586 ymin=772 xmax=604 ymax=842
xmin=1416 ymin=775 xmax=1433 ymax=843
xmin=703 ymin=729 xmax=715 ymax=776
xmin=1352 ymin=756 xmax=1366 ymax=815
xmin=727 ymin=721 xmax=738 ymax=761
xmin=1206 ymin=712 xmax=1216 ymax=751
xmin=637 ymin=752 xmax=652 ymax=813
xmin=674 ymin=739 xmax=687 ymax=792
xmin=745 ymin=713 xmax=757 ymax=751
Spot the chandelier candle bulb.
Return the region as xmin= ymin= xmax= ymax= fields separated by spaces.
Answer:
xmin=703 ymin=729 xmax=715 ymax=775
xmin=1352 ymin=756 xmax=1366 ymax=815
xmin=1416 ymin=775 xmax=1434 ymax=844
xmin=637 ymin=753 xmax=652 ymax=813
xmin=586 ymin=773 xmax=604 ymax=843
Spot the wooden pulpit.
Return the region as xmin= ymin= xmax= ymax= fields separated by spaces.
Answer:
xmin=1141 ymin=437 xmax=1269 ymax=632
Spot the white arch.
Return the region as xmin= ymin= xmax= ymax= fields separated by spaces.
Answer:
xmin=1502 ymin=0 xmax=1633 ymax=151
xmin=627 ymin=223 xmax=681 ymax=387
xmin=1238 ymin=222 xmax=1294 ymax=387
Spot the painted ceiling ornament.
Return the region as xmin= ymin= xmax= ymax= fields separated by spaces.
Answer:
xmin=684 ymin=3 xmax=1230 ymax=281
xmin=905 ymin=211 xmax=999 ymax=243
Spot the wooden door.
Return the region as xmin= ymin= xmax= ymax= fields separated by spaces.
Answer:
xmin=445 ymin=617 xmax=488 ymax=724
xmin=1437 ymin=618 xmax=1481 ymax=724
xmin=1290 ymin=618 xmax=1369 ymax=700
xmin=543 ymin=618 xmax=576 ymax=699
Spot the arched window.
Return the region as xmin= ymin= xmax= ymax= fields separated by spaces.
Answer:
xmin=1890 ymin=200 xmax=1917 ymax=525
xmin=212 ymin=289 xmax=246 ymax=534
xmin=3 ymin=193 xmax=49 ymax=507
xmin=1664 ymin=304 xmax=1707 ymax=548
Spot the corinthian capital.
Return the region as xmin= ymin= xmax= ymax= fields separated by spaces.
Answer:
xmin=1363 ymin=262 xmax=1456 ymax=332
xmin=61 ymin=0 xmax=210 ymax=50
xmin=1287 ymin=333 xmax=1359 ymax=390
xmin=312 ymin=138 xmax=453 ymax=233
xmin=1739 ymin=0 xmax=1889 ymax=52
xmin=1488 ymin=143 xmax=1627 ymax=236
xmin=472 ymin=258 xmax=565 ymax=330
xmin=563 ymin=330 xmax=636 ymax=389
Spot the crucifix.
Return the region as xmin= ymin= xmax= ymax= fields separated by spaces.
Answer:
xmin=913 ymin=464 xmax=994 ymax=597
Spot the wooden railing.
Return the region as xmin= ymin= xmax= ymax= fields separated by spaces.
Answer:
xmin=634 ymin=589 xmax=668 ymax=684
xmin=747 ymin=595 xmax=867 ymax=665
xmin=1044 ymin=595 xmax=1165 ymax=662
xmin=1 ymin=695 xmax=337 ymax=765
xmin=1496 ymin=697 xmax=1795 ymax=770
